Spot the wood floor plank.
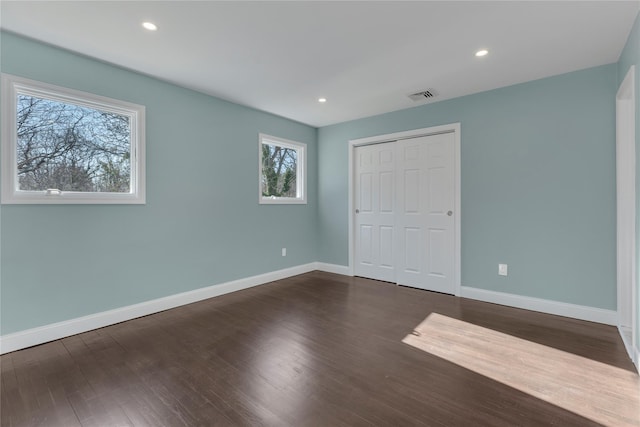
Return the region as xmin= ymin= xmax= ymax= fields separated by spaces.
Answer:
xmin=1 ymin=271 xmax=636 ymax=426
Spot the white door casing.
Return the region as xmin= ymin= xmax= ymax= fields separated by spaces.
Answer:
xmin=616 ymin=65 xmax=636 ymax=362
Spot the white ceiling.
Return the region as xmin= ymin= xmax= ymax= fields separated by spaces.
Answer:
xmin=1 ymin=1 xmax=638 ymax=127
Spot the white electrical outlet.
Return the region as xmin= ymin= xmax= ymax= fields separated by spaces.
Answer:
xmin=498 ymin=263 xmax=508 ymax=276
xmin=282 ymin=248 xmax=287 ymax=257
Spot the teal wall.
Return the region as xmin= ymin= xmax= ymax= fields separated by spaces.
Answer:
xmin=0 ymin=32 xmax=318 ymax=334
xmin=318 ymin=64 xmax=618 ymax=309
xmin=618 ymin=11 xmax=640 ymax=351
xmin=0 ymin=25 xmax=631 ymax=336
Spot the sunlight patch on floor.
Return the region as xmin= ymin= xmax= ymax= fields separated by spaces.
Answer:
xmin=402 ymin=313 xmax=640 ymax=426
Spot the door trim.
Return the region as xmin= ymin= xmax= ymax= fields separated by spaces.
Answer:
xmin=616 ymin=65 xmax=637 ymax=366
xmin=348 ymin=123 xmax=461 ymax=296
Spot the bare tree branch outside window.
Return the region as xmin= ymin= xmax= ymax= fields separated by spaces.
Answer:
xmin=261 ymin=143 xmax=297 ymax=198
xmin=16 ymin=94 xmax=131 ymax=193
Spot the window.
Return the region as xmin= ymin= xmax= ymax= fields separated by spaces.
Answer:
xmin=1 ymin=74 xmax=145 ymax=204
xmin=259 ymin=133 xmax=306 ymax=204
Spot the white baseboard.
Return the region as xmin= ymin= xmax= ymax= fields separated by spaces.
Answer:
xmin=618 ymin=325 xmax=640 ymax=371
xmin=314 ymin=262 xmax=350 ymax=276
xmin=460 ymin=286 xmax=617 ymax=325
xmin=311 ymin=266 xmax=617 ymax=326
xmin=0 ymin=263 xmax=317 ymax=355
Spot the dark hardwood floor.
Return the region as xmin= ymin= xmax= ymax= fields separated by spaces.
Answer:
xmin=1 ymin=271 xmax=638 ymax=426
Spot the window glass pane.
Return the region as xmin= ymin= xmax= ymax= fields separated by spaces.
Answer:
xmin=261 ymin=143 xmax=298 ymax=198
xmin=16 ymin=94 xmax=131 ymax=193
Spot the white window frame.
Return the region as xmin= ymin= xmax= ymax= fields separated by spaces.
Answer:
xmin=258 ymin=133 xmax=306 ymax=204
xmin=1 ymin=73 xmax=146 ymax=204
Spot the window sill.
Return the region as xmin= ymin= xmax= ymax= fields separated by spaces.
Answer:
xmin=1 ymin=191 xmax=145 ymax=205
xmin=259 ymin=197 xmax=307 ymax=205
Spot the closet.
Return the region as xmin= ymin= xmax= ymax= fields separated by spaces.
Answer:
xmin=354 ymin=132 xmax=456 ymax=294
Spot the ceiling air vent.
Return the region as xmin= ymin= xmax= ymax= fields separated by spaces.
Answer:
xmin=408 ymin=89 xmax=438 ymax=101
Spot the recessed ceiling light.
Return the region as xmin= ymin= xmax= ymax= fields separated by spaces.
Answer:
xmin=475 ymin=49 xmax=489 ymax=57
xmin=318 ymin=98 xmax=327 ymax=103
xmin=142 ymin=22 xmax=158 ymax=31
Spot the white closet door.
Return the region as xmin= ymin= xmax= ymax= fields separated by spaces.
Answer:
xmin=395 ymin=133 xmax=455 ymax=293
xmin=354 ymin=132 xmax=455 ymax=294
xmin=354 ymin=143 xmax=396 ymax=282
